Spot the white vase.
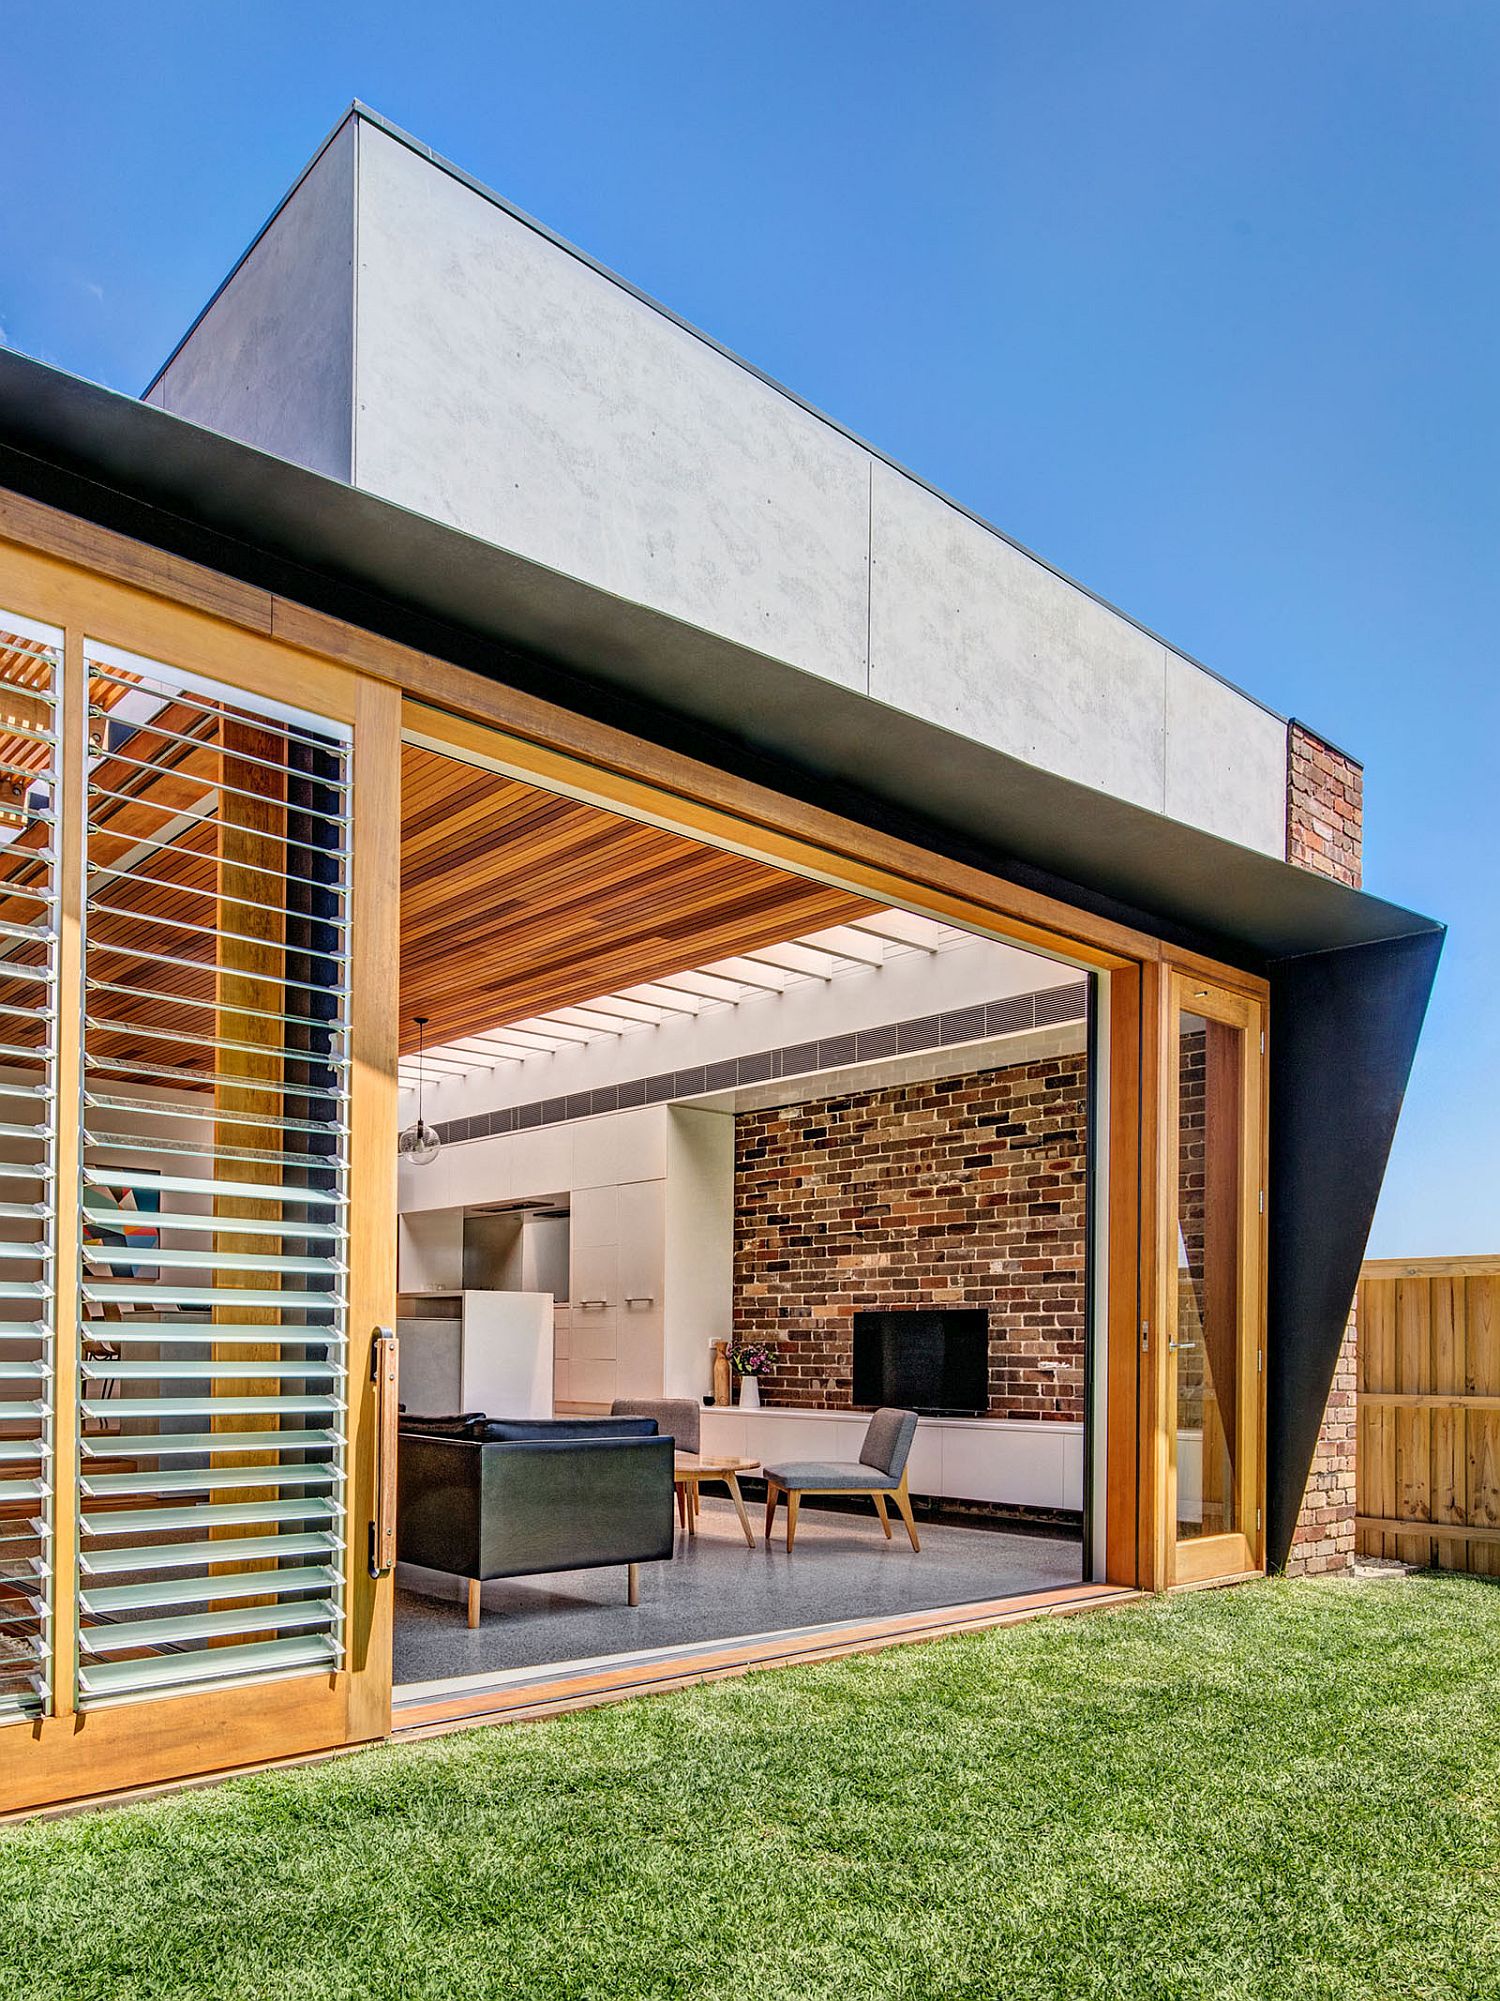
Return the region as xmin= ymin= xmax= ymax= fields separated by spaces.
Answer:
xmin=739 ymin=1375 xmax=761 ymax=1410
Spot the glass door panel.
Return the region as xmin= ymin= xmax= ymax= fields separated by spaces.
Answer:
xmin=1166 ymin=975 xmax=1264 ymax=1585
xmin=1174 ymin=1010 xmax=1240 ymax=1541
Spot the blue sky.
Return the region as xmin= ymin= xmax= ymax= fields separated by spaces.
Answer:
xmin=4 ymin=2 xmax=1496 ymax=1252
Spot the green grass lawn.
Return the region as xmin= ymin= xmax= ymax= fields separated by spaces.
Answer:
xmin=2 ymin=1573 xmax=1498 ymax=2001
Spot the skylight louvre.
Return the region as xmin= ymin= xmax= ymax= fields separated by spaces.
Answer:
xmin=402 ymin=904 xmax=935 ymax=1095
xmin=633 ymin=969 xmax=744 ymax=1002
xmin=610 ymin=984 xmax=702 ymax=1015
xmin=795 ymin=923 xmax=887 ymax=966
xmin=509 ymin=1016 xmax=603 ymax=1044
xmin=445 ymin=1032 xmax=550 ymax=1058
xmin=846 ymin=912 xmax=946 ymax=950
xmin=544 ymin=995 xmax=666 ymax=1025
xmin=420 ymin=1044 xmax=507 ymax=1070
xmin=542 ymin=1007 xmax=628 ymax=1035
xmin=696 ymin=957 xmax=789 ymax=992
xmin=739 ymin=943 xmax=839 ymax=979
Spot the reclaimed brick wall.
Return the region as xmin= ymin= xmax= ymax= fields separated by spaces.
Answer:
xmin=1283 ymin=719 xmax=1363 ymax=1575
xmin=733 ymin=1056 xmax=1086 ymax=1420
xmin=1288 ymin=721 xmax=1363 ymax=889
xmin=1285 ymin=1304 xmax=1358 ymax=1575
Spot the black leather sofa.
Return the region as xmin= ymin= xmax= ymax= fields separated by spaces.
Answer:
xmin=397 ymin=1414 xmax=676 ymax=1627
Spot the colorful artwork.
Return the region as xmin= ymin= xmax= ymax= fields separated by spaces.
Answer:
xmin=81 ymin=1181 xmax=160 ymax=1283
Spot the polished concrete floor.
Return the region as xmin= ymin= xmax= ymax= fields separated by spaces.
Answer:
xmin=393 ymin=1495 xmax=1081 ymax=1684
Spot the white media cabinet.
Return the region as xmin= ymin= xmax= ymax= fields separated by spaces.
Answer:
xmin=699 ymin=1405 xmax=1084 ymax=1514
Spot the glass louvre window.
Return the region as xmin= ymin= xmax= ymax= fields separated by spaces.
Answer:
xmin=0 ymin=613 xmax=61 ymax=1722
xmin=76 ymin=642 xmax=352 ymax=1705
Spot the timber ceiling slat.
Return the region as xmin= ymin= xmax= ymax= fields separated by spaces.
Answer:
xmin=399 ymin=744 xmax=878 ymax=1054
xmin=2 ymin=728 xmax=882 ymax=1070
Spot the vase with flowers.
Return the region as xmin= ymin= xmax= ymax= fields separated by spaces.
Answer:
xmin=731 ymin=1341 xmax=776 ymax=1409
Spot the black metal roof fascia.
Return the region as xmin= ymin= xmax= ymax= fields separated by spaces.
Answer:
xmin=0 ymin=350 xmax=1441 ymax=972
xmin=1265 ymin=925 xmax=1444 ymax=1569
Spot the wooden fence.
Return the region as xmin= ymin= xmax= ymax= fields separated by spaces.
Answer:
xmin=1357 ymin=1257 xmax=1500 ymax=1577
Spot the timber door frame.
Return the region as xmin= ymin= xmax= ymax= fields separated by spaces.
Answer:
xmin=1154 ymin=970 xmax=1268 ymax=1588
xmin=0 ymin=544 xmax=400 ymax=1816
xmin=398 ymin=697 xmax=1187 ymax=1595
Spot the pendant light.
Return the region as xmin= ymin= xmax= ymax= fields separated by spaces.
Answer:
xmin=398 ymin=1015 xmax=442 ymax=1166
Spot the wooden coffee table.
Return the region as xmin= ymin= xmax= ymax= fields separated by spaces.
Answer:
xmin=674 ymin=1452 xmax=760 ymax=1549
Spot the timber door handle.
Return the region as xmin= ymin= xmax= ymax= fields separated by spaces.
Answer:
xmin=368 ymin=1326 xmax=400 ymax=1579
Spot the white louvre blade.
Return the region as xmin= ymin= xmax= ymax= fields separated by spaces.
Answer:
xmin=75 ymin=643 xmax=354 ymax=1707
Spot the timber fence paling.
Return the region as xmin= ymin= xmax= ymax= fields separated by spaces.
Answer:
xmin=1356 ymin=1257 xmax=1500 ymax=1578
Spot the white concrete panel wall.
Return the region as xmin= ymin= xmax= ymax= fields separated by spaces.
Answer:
xmin=351 ymin=122 xmax=1286 ymax=854
xmin=868 ymin=462 xmax=1169 ymax=814
xmin=146 ymin=121 xmax=356 ymax=482
xmin=144 ymin=110 xmax=1290 ymax=857
xmin=1163 ymin=650 xmax=1288 ymax=854
xmin=869 ymin=465 xmax=1288 ymax=848
xmin=353 ymin=123 xmax=873 ymax=691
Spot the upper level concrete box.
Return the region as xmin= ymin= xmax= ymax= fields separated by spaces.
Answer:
xmin=147 ymin=105 xmax=1290 ymax=857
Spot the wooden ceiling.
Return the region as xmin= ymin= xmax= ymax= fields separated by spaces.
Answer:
xmin=0 ymin=687 xmax=880 ymax=1074
xmin=400 ymin=745 xmax=878 ymax=1053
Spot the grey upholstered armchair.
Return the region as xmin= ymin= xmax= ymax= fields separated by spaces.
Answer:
xmin=762 ymin=1408 xmax=921 ymax=1552
xmin=610 ymin=1397 xmax=700 ymax=1452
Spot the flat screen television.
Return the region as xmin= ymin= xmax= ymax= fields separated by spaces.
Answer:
xmin=851 ymin=1308 xmax=989 ymax=1417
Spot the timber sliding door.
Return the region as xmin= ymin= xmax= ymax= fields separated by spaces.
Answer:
xmin=1163 ymin=973 xmax=1266 ymax=1586
xmin=0 ymin=605 xmax=397 ymax=1815
xmin=76 ymin=643 xmax=359 ymax=1701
